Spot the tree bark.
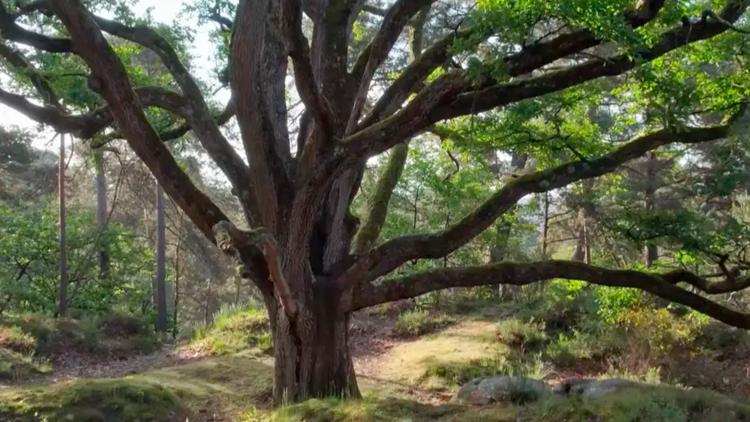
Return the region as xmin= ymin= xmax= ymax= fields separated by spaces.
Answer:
xmin=644 ymin=151 xmax=659 ymax=267
xmin=94 ymin=148 xmax=109 ymax=276
xmin=268 ymin=280 xmax=359 ymax=405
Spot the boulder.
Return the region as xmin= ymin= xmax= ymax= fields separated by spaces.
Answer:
xmin=455 ymin=376 xmax=550 ymax=405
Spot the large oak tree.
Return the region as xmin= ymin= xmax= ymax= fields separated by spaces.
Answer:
xmin=1 ymin=0 xmax=750 ymax=404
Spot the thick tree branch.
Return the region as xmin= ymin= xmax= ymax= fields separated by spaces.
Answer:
xmin=90 ymin=14 xmax=256 ymax=221
xmin=505 ymin=0 xmax=666 ymax=77
xmin=662 ymin=270 xmax=750 ymax=294
xmin=339 ymin=123 xmax=734 ymax=286
xmin=343 ymin=0 xmax=749 ymax=162
xmin=231 ymin=0 xmax=293 ymax=230
xmin=0 ymin=3 xmax=72 ymax=52
xmin=0 ymin=42 xmax=62 ymax=109
xmin=281 ymin=0 xmax=334 ymax=138
xmin=347 ymin=0 xmax=435 ymax=133
xmin=351 ymin=142 xmax=409 ymax=254
xmin=348 ymin=260 xmax=750 ymax=329
xmin=359 ymin=0 xmax=666 ymax=132
xmin=49 ymin=0 xmax=230 ymax=241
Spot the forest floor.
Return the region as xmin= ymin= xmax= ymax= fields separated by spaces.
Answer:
xmin=2 ymin=299 xmax=750 ymax=420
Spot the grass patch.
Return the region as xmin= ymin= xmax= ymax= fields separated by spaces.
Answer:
xmin=392 ymin=310 xmax=455 ymax=337
xmin=0 ymin=326 xmax=36 ymax=354
xmin=188 ymin=305 xmax=272 ymax=356
xmin=0 ymin=348 xmax=50 ymax=381
xmin=0 ymin=353 xmax=274 ymax=420
xmin=265 ymin=396 xmax=512 ymax=422
xmin=0 ymin=378 xmax=188 ymax=421
xmin=377 ymin=320 xmax=502 ymax=389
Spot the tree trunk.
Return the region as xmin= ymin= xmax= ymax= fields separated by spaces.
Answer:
xmin=644 ymin=152 xmax=658 ymax=267
xmin=94 ymin=148 xmax=110 ymax=276
xmin=268 ymin=281 xmax=359 ymax=405
xmin=155 ymin=182 xmax=168 ymax=336
xmin=57 ymin=133 xmax=68 ymax=317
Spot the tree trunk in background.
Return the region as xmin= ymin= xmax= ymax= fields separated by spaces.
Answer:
xmin=644 ymin=152 xmax=658 ymax=267
xmin=94 ymin=148 xmax=109 ymax=276
xmin=172 ymin=225 xmax=181 ymax=340
xmin=155 ymin=182 xmax=167 ymax=336
xmin=541 ymin=191 xmax=550 ymax=259
xmin=57 ymin=133 xmax=68 ymax=317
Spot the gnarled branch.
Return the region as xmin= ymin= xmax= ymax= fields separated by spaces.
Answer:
xmin=338 ymin=123 xmax=735 ymax=286
xmin=348 ymin=260 xmax=750 ymax=329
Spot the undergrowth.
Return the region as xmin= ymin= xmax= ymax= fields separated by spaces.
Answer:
xmin=188 ymin=304 xmax=272 ymax=356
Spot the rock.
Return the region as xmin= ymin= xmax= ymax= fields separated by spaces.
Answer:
xmin=455 ymin=376 xmax=550 ymax=405
xmin=554 ymin=378 xmax=636 ymax=399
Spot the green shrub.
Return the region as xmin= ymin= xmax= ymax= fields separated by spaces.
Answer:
xmin=0 ymin=348 xmax=50 ymax=381
xmin=392 ymin=310 xmax=455 ymax=337
xmin=0 ymin=325 xmax=35 ymax=354
xmin=595 ymin=286 xmax=649 ymax=324
xmin=495 ymin=319 xmax=547 ymax=352
xmin=517 ymin=280 xmax=597 ymax=334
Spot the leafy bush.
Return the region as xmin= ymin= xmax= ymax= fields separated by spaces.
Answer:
xmin=392 ymin=310 xmax=455 ymax=337
xmin=0 ymin=348 xmax=50 ymax=381
xmin=189 ymin=304 xmax=272 ymax=355
xmin=518 ymin=280 xmax=597 ymax=333
xmin=545 ymin=330 xmax=602 ymax=368
xmin=0 ymin=203 xmax=154 ymax=317
xmin=1 ymin=313 xmax=158 ymax=363
xmin=595 ymin=286 xmax=649 ymax=324
xmin=0 ymin=326 xmax=35 ymax=354
xmin=495 ymin=319 xmax=547 ymax=352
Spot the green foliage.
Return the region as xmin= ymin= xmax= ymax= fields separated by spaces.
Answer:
xmin=0 ymin=325 xmax=35 ymax=354
xmin=0 ymin=312 xmax=158 ymax=369
xmin=0 ymin=348 xmax=50 ymax=381
xmin=189 ymin=304 xmax=272 ymax=356
xmin=595 ymin=287 xmax=648 ymax=324
xmin=392 ymin=310 xmax=455 ymax=338
xmin=0 ymin=202 xmax=154 ymax=317
xmin=495 ymin=319 xmax=547 ymax=352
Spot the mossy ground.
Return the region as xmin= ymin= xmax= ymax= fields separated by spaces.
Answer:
xmin=266 ymin=384 xmax=750 ymax=422
xmin=186 ymin=305 xmax=272 ymax=356
xmin=0 ymin=353 xmax=273 ymax=421
xmin=1 ymin=298 xmax=749 ymax=421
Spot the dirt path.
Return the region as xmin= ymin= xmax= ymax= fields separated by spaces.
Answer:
xmin=2 ymin=344 xmax=210 ymax=389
